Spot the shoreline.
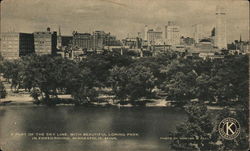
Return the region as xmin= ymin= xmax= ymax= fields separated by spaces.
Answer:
xmin=0 ymin=85 xmax=238 ymax=110
xmin=0 ymin=99 xmax=234 ymax=111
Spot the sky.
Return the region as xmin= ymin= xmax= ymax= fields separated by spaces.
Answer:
xmin=1 ymin=0 xmax=249 ymax=43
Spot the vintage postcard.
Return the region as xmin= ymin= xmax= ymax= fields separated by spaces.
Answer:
xmin=0 ymin=0 xmax=249 ymax=151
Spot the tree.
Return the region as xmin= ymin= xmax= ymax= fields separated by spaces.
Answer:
xmin=20 ymin=55 xmax=78 ymax=104
xmin=195 ymin=73 xmax=215 ymax=102
xmin=0 ymin=81 xmax=7 ymax=98
xmin=170 ymin=102 xmax=217 ymax=150
xmin=161 ymin=59 xmax=197 ymax=106
xmin=126 ymin=65 xmax=156 ymax=102
xmin=30 ymin=88 xmax=41 ymax=103
xmin=208 ymin=55 xmax=248 ymax=105
xmin=171 ymin=103 xmax=249 ymax=151
xmin=68 ymin=66 xmax=98 ymax=105
xmin=108 ymin=66 xmax=129 ymax=102
xmin=108 ymin=65 xmax=156 ymax=105
xmin=0 ymin=60 xmax=23 ymax=92
xmin=79 ymin=53 xmax=133 ymax=87
xmin=132 ymin=57 xmax=163 ymax=87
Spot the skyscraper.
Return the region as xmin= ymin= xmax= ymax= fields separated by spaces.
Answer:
xmin=1 ymin=32 xmax=34 ymax=59
xmin=72 ymin=32 xmax=93 ymax=50
xmin=193 ymin=24 xmax=203 ymax=43
xmin=34 ymin=27 xmax=57 ymax=55
xmin=165 ymin=21 xmax=180 ymax=45
xmin=147 ymin=29 xmax=163 ymax=45
xmin=215 ymin=6 xmax=227 ymax=49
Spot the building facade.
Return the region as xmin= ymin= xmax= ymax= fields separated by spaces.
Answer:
xmin=215 ymin=6 xmax=227 ymax=49
xmin=1 ymin=32 xmax=34 ymax=60
xmin=144 ymin=25 xmax=148 ymax=41
xmin=72 ymin=32 xmax=93 ymax=50
xmin=122 ymin=37 xmax=142 ymax=49
xmin=103 ymin=34 xmax=121 ymax=46
xmin=92 ymin=31 xmax=106 ymax=50
xmin=34 ymin=28 xmax=57 ymax=55
xmin=72 ymin=31 xmax=120 ymax=50
xmin=193 ymin=24 xmax=204 ymax=43
xmin=147 ymin=29 xmax=163 ymax=45
xmin=165 ymin=21 xmax=180 ymax=45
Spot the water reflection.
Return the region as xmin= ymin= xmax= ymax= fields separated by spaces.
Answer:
xmin=0 ymin=106 xmax=186 ymax=151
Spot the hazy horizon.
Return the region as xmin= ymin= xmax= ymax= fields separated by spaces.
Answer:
xmin=1 ymin=0 xmax=249 ymax=43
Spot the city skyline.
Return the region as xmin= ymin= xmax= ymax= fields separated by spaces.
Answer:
xmin=1 ymin=0 xmax=249 ymax=43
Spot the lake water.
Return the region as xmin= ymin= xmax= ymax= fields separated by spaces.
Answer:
xmin=0 ymin=106 xmax=187 ymax=151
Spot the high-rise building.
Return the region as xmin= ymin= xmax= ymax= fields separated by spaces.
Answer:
xmin=215 ymin=6 xmax=227 ymax=49
xmin=72 ymin=31 xmax=120 ymax=50
xmin=147 ymin=29 xmax=163 ymax=45
xmin=93 ymin=31 xmax=106 ymax=50
xmin=165 ymin=21 xmax=180 ymax=45
xmin=1 ymin=32 xmax=34 ymax=60
xmin=103 ymin=34 xmax=121 ymax=46
xmin=72 ymin=32 xmax=93 ymax=50
xmin=144 ymin=25 xmax=148 ymax=41
xmin=193 ymin=24 xmax=204 ymax=43
xmin=34 ymin=27 xmax=57 ymax=55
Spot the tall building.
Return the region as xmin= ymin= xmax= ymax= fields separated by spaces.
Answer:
xmin=144 ymin=25 xmax=148 ymax=41
xmin=147 ymin=29 xmax=163 ymax=45
xmin=193 ymin=24 xmax=204 ymax=43
xmin=34 ymin=27 xmax=57 ymax=55
xmin=1 ymin=32 xmax=34 ymax=60
xmin=72 ymin=32 xmax=93 ymax=50
xmin=103 ymin=34 xmax=121 ymax=46
xmin=165 ymin=21 xmax=180 ymax=45
xmin=93 ymin=31 xmax=106 ymax=50
xmin=215 ymin=6 xmax=227 ymax=49
xmin=72 ymin=31 xmax=120 ymax=50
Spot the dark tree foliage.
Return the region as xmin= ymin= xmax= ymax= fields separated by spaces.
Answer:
xmin=108 ymin=65 xmax=156 ymax=104
xmin=160 ymin=58 xmax=197 ymax=106
xmin=160 ymin=55 xmax=248 ymax=106
xmin=79 ymin=53 xmax=133 ymax=87
xmin=0 ymin=59 xmax=23 ymax=91
xmin=211 ymin=108 xmax=249 ymax=151
xmin=170 ymin=103 xmax=249 ymax=151
xmin=0 ymin=52 xmax=248 ymax=108
xmin=0 ymin=81 xmax=7 ymax=99
xmin=170 ymin=102 xmax=216 ymax=150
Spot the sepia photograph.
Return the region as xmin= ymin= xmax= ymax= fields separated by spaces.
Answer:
xmin=0 ymin=0 xmax=249 ymax=150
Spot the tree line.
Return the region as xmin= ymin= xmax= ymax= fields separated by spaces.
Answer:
xmin=0 ymin=51 xmax=248 ymax=107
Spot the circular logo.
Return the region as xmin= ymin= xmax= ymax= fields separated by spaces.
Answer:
xmin=218 ymin=117 xmax=240 ymax=140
